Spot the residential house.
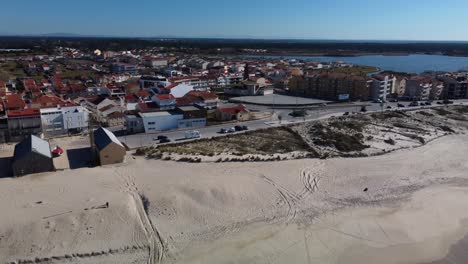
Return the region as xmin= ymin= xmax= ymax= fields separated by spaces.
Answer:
xmin=4 ymin=94 xmax=26 ymax=110
xmin=86 ymin=97 xmax=125 ymax=127
xmin=224 ymin=81 xmax=262 ymax=96
xmin=215 ymin=105 xmax=251 ymax=121
xmin=12 ymin=134 xmax=54 ymax=176
xmin=152 ymin=94 xmax=176 ymax=110
xmin=185 ymin=91 xmax=219 ymax=109
xmin=93 ymin=127 xmax=126 ymax=165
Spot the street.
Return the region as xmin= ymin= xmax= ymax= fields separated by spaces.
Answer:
xmin=118 ymin=99 xmax=468 ymax=149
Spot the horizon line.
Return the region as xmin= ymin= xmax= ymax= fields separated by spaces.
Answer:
xmin=1 ymin=33 xmax=468 ymax=43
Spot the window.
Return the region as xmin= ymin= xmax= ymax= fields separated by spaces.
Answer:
xmin=148 ymin=122 xmax=156 ymax=125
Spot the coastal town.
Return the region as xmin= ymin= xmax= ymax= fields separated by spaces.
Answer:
xmin=1 ymin=46 xmax=468 ymax=144
xmin=1 ymin=44 xmax=468 ymax=173
xmin=1 ymin=40 xmax=468 ymax=264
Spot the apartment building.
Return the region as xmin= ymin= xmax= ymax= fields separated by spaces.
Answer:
xmin=289 ymin=73 xmax=371 ymax=101
xmin=369 ymin=75 xmax=396 ymax=102
xmin=404 ymin=77 xmax=434 ymax=101
xmin=438 ymin=76 xmax=468 ymax=99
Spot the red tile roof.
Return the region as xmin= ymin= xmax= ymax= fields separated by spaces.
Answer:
xmin=176 ymin=95 xmax=200 ymax=106
xmin=156 ymin=94 xmax=175 ymax=100
xmin=188 ymin=91 xmax=218 ymax=100
xmin=30 ymin=94 xmax=77 ymax=109
xmin=218 ymin=105 xmax=248 ymax=115
xmin=125 ymin=93 xmax=138 ymax=102
xmin=5 ymin=94 xmax=26 ymax=110
xmin=135 ymin=89 xmax=151 ymax=98
xmin=7 ymin=108 xmax=40 ymax=118
xmin=137 ymin=102 xmax=149 ymax=111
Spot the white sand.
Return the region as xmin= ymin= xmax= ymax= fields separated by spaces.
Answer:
xmin=1 ymin=135 xmax=468 ymax=263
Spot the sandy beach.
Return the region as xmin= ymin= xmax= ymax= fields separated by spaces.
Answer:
xmin=1 ymin=135 xmax=468 ymax=263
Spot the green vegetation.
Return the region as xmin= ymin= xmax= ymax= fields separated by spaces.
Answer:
xmin=0 ymin=61 xmax=25 ymax=81
xmin=328 ymin=118 xmax=368 ymax=133
xmin=310 ymin=123 xmax=368 ymax=152
xmin=59 ymin=69 xmax=96 ymax=80
xmin=147 ymin=127 xmax=315 ymax=157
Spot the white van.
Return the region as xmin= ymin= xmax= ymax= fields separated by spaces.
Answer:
xmin=185 ymin=130 xmax=201 ymax=139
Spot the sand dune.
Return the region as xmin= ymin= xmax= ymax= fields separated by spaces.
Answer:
xmin=1 ymin=135 xmax=468 ymax=263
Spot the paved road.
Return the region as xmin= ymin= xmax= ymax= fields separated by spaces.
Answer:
xmin=119 ymin=100 xmax=468 ymax=149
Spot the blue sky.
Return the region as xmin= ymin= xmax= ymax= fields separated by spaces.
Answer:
xmin=2 ymin=0 xmax=468 ymax=40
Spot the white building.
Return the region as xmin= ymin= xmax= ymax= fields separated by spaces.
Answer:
xmin=370 ymin=75 xmax=396 ymax=102
xmin=168 ymin=76 xmax=217 ymax=91
xmin=140 ymin=112 xmax=183 ymax=133
xmin=40 ymin=105 xmax=89 ymax=136
xmin=139 ymin=76 xmax=168 ymax=89
xmin=166 ymin=83 xmax=194 ymax=98
xmin=144 ymin=58 xmax=168 ymax=68
xmin=217 ymin=75 xmax=243 ymax=87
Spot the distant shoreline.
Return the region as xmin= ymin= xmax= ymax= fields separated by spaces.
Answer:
xmin=241 ymin=51 xmax=468 ymax=58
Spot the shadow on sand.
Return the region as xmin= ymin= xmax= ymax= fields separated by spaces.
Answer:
xmin=67 ymin=148 xmax=92 ymax=169
xmin=0 ymin=157 xmax=13 ymax=178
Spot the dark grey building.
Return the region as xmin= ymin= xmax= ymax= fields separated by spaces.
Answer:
xmin=438 ymin=76 xmax=468 ymax=99
xmin=12 ymin=135 xmax=54 ymax=176
xmin=111 ymin=62 xmax=137 ymax=75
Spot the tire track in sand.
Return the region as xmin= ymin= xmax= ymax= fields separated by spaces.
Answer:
xmin=115 ymin=167 xmax=166 ymax=264
xmin=260 ymin=174 xmax=300 ymax=223
xmin=260 ymin=162 xmax=324 ymax=223
xmin=298 ymin=161 xmax=324 ymax=199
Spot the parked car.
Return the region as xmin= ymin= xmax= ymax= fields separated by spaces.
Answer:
xmin=343 ymin=112 xmax=350 ymax=116
xmin=437 ymin=101 xmax=443 ymax=105
xmin=289 ymin=109 xmax=307 ymax=117
xmin=227 ymin=127 xmax=236 ymax=133
xmin=397 ymin=103 xmax=405 ymax=108
xmin=242 ymin=125 xmax=249 ymax=130
xmin=157 ymin=135 xmax=168 ymax=140
xmin=425 ymin=101 xmax=432 ymax=106
xmin=386 ymin=106 xmax=392 ymax=109
xmin=185 ymin=130 xmax=201 ymax=139
xmin=360 ymin=106 xmax=367 ymax=112
xmin=234 ymin=125 xmax=244 ymax=131
xmin=219 ymin=128 xmax=228 ymax=134
xmin=408 ymin=102 xmax=419 ymax=107
xmin=159 ymin=138 xmax=171 ymax=143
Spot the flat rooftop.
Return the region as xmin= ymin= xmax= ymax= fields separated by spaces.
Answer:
xmin=177 ymin=106 xmax=200 ymax=112
xmin=229 ymin=94 xmax=330 ymax=106
xmin=139 ymin=111 xmax=178 ymax=117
